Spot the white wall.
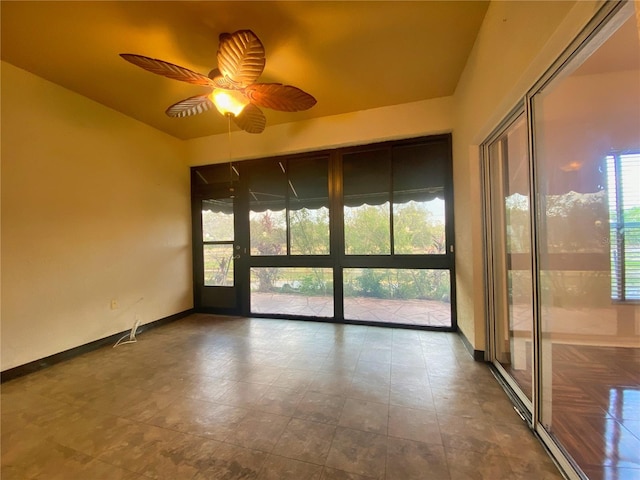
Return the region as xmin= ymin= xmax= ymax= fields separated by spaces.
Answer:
xmin=1 ymin=62 xmax=193 ymax=370
xmin=452 ymin=0 xmax=604 ymax=350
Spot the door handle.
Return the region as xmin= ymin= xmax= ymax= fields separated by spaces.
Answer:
xmin=233 ymin=254 xmax=241 ymax=259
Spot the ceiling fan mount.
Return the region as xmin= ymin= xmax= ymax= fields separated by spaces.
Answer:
xmin=121 ymin=29 xmax=316 ymax=134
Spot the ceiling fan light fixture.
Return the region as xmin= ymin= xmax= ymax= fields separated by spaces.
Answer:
xmin=211 ymin=88 xmax=249 ymax=117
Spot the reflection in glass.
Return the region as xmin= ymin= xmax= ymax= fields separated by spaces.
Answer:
xmin=487 ymin=114 xmax=534 ymax=402
xmin=343 ymin=268 xmax=450 ymax=327
xmin=533 ymin=13 xmax=640 ymax=477
xmin=250 ymin=267 xmax=333 ymax=317
xmin=607 ymin=153 xmax=640 ymax=301
xmin=204 ymin=244 xmax=234 ymax=286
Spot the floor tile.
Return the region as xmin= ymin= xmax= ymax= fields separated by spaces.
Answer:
xmin=223 ymin=410 xmax=291 ymax=452
xmin=325 ymin=427 xmax=387 ymax=479
xmin=388 ymin=404 xmax=441 ymax=445
xmin=273 ymin=418 xmax=337 ymax=464
xmin=319 ymin=467 xmax=377 ymax=480
xmin=0 ymin=315 xmax=568 ymax=480
xmin=386 ymin=437 xmax=450 ymax=480
xmin=256 ymin=454 xmax=323 ymax=480
xmin=294 ymin=391 xmax=347 ymax=425
xmin=149 ymin=398 xmax=249 ymax=441
xmin=338 ymin=398 xmax=389 ymax=434
xmin=445 ymin=448 xmax=515 ymax=479
xmin=192 ymin=443 xmax=268 ymax=480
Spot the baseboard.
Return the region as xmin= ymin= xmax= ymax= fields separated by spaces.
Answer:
xmin=0 ymin=309 xmax=194 ymax=383
xmin=457 ymin=328 xmax=485 ymax=361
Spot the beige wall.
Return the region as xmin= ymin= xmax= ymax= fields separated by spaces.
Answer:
xmin=452 ymin=0 xmax=603 ymax=350
xmin=186 ymin=97 xmax=454 ymax=166
xmin=1 ymin=62 xmax=193 ymax=370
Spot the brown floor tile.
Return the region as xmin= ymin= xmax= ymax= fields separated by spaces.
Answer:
xmin=256 ymin=454 xmax=323 ymax=480
xmin=325 ymin=427 xmax=387 ymax=479
xmin=347 ymin=378 xmax=390 ymax=404
xmin=192 ymin=442 xmax=268 ymax=480
xmin=389 ymin=382 xmax=434 ymax=410
xmin=223 ymin=410 xmax=291 ymax=452
xmin=445 ymin=448 xmax=516 ymax=479
xmin=320 ymin=467 xmax=378 ymax=480
xmin=386 ymin=437 xmax=450 ymax=480
xmin=294 ymin=391 xmax=347 ymax=425
xmin=388 ymin=404 xmax=441 ymax=445
xmin=273 ymin=418 xmax=337 ymax=464
xmin=0 ymin=315 xmax=569 ymax=480
xmin=149 ymin=397 xmax=249 ymax=441
xmin=338 ymin=398 xmax=389 ymax=434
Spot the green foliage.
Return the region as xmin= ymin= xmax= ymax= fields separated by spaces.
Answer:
xmin=345 ymin=268 xmax=450 ymax=302
xmin=299 ymin=272 xmax=332 ymax=296
xmin=250 ymin=211 xmax=285 ymax=290
xmin=344 ymin=205 xmax=391 ymax=254
xmin=290 ymin=208 xmax=330 ymax=254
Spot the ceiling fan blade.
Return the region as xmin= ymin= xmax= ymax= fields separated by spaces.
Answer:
xmin=208 ymin=68 xmax=235 ymax=89
xmin=244 ymin=83 xmax=317 ymax=112
xmin=217 ymin=30 xmax=265 ymax=89
xmin=232 ymin=103 xmax=266 ymax=134
xmin=120 ymin=53 xmax=215 ymax=87
xmin=165 ymin=94 xmax=214 ymax=118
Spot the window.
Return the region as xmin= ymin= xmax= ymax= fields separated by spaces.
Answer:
xmin=249 ymin=156 xmax=330 ymax=256
xmin=607 ymin=153 xmax=640 ymax=301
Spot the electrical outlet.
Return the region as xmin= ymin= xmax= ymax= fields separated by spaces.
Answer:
xmin=110 ymin=299 xmax=118 ymax=310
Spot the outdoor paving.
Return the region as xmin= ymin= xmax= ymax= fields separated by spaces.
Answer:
xmin=251 ymin=293 xmax=452 ymax=327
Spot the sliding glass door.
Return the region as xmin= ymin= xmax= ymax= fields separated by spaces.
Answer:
xmin=483 ymin=3 xmax=640 ymax=478
xmin=484 ymin=113 xmax=534 ymax=407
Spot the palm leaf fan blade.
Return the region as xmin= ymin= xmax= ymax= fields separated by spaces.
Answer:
xmin=217 ymin=30 xmax=265 ymax=88
xmin=166 ymin=94 xmax=214 ymax=118
xmin=232 ymin=103 xmax=266 ymax=134
xmin=120 ymin=54 xmax=215 ymax=87
xmin=244 ymin=83 xmax=317 ymax=112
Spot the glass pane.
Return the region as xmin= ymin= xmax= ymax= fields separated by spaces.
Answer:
xmin=393 ymin=143 xmax=448 ymax=254
xmin=204 ymin=244 xmax=234 ymax=286
xmin=289 ymin=157 xmax=330 ymax=255
xmin=533 ymin=13 xmax=640 ymax=477
xmin=249 ymin=161 xmax=287 ymax=256
xmin=251 ymin=267 xmax=333 ymax=317
xmin=393 ymin=199 xmax=445 ymax=254
xmin=487 ymin=115 xmax=534 ymax=402
xmin=343 ymin=268 xmax=450 ymax=327
xmin=343 ymin=149 xmax=391 ymax=255
xmin=202 ymin=199 xmax=234 ymax=242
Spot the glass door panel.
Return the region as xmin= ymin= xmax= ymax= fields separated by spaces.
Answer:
xmin=532 ymin=11 xmax=640 ymax=478
xmin=486 ymin=114 xmax=534 ymax=404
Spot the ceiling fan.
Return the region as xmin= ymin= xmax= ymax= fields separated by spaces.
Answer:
xmin=120 ymin=29 xmax=316 ymax=134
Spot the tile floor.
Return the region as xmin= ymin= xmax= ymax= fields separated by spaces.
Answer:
xmin=1 ymin=314 xmax=563 ymax=479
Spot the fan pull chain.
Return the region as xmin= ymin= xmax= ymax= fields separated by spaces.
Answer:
xmin=227 ymin=114 xmax=235 ymax=198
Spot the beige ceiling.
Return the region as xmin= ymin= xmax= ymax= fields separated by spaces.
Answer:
xmin=1 ymin=1 xmax=489 ymax=140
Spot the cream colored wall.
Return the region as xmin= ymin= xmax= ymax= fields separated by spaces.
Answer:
xmin=452 ymin=0 xmax=603 ymax=351
xmin=186 ymin=97 xmax=454 ymax=165
xmin=1 ymin=62 xmax=193 ymax=371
